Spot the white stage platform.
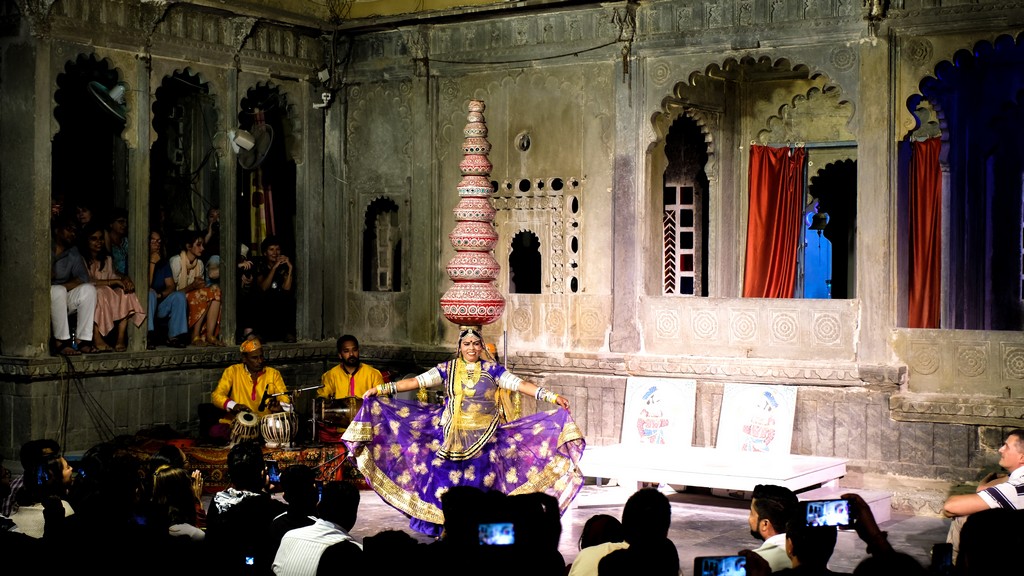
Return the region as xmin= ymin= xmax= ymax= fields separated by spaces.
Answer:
xmin=579 ymin=444 xmax=848 ymax=494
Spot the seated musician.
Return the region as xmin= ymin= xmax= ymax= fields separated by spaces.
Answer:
xmin=317 ymin=335 xmax=383 ymax=441
xmin=209 ymin=337 xmax=292 ymax=441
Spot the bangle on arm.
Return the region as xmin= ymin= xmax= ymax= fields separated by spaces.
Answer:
xmin=534 ymin=387 xmax=560 ymax=404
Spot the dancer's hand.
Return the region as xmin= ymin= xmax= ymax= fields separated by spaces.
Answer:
xmin=555 ymin=395 xmax=570 ymax=412
xmin=363 ymin=388 xmax=379 ymax=398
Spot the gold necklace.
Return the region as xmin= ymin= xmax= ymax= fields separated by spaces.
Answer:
xmin=463 ymin=361 xmax=478 ymax=389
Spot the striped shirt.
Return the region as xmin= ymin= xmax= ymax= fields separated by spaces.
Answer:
xmin=272 ymin=518 xmax=362 ymax=576
xmin=978 ymin=466 xmax=1024 ymax=510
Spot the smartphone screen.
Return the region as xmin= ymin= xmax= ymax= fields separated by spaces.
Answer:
xmin=693 ymin=555 xmax=746 ymax=576
xmin=803 ymin=499 xmax=851 ymax=527
xmin=315 ymin=480 xmax=324 ymax=502
xmin=478 ymin=522 xmax=515 ymax=545
xmin=265 ymin=460 xmax=280 ymax=483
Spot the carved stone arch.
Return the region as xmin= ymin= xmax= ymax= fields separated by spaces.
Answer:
xmin=239 ymin=81 xmax=302 ymax=164
xmin=908 ymin=33 xmax=1024 ymax=329
xmin=150 ymin=68 xmax=220 ymax=247
xmin=509 ymin=229 xmax=542 ymax=295
xmin=754 ymin=84 xmax=856 ymax=145
xmin=53 ymin=52 xmax=131 ymax=220
xmin=236 ymin=81 xmax=299 ymax=257
xmin=362 ymin=196 xmax=402 ymax=292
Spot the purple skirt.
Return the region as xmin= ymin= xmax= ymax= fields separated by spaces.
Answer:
xmin=343 ymin=396 xmax=585 ymax=536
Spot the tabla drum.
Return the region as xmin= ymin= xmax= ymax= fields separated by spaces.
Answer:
xmin=261 ymin=411 xmax=297 ymax=448
xmin=230 ymin=411 xmax=260 ymax=445
xmin=317 ymin=396 xmax=363 ymax=430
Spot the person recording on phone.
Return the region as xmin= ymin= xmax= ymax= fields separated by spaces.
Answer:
xmin=208 ymin=337 xmax=292 ymax=442
xmin=748 ymin=484 xmax=800 ymax=571
xmin=206 ymin=440 xmax=287 ymax=575
xmin=941 ymin=428 xmax=1024 ymax=562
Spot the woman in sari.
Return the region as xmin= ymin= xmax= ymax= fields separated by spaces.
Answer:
xmin=343 ymin=326 xmax=585 ymax=537
xmin=81 ymin=222 xmax=145 ymax=352
xmin=168 ymin=230 xmax=224 ymax=347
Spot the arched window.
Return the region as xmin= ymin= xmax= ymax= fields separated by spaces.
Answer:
xmin=509 ymin=231 xmax=541 ymax=294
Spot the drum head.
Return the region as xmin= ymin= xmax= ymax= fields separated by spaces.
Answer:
xmin=318 ymin=396 xmax=363 ymax=429
xmin=237 ymin=411 xmax=258 ymax=426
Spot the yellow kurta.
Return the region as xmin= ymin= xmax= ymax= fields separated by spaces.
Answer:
xmin=318 ymin=363 xmax=384 ymax=399
xmin=211 ymin=364 xmax=290 ymax=420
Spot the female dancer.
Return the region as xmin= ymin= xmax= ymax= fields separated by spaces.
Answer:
xmin=343 ymin=326 xmax=585 ymax=537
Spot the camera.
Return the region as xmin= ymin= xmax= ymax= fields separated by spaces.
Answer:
xmin=693 ymin=555 xmax=747 ymax=576
xmin=802 ymin=498 xmax=852 ymax=527
xmin=931 ymin=542 xmax=953 ymax=575
xmin=478 ymin=522 xmax=515 ymax=546
xmin=265 ymin=459 xmax=280 ymax=484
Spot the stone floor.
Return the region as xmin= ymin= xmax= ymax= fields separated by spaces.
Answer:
xmin=348 ymin=485 xmax=951 ymax=573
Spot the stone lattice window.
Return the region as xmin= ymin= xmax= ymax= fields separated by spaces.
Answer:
xmin=663 ymin=185 xmax=699 ymax=295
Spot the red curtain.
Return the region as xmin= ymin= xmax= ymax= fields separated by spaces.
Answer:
xmin=743 ymin=145 xmax=806 ymax=298
xmin=908 ymin=138 xmax=942 ymax=328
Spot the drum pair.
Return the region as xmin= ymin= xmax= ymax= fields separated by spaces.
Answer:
xmin=230 ymin=411 xmax=296 ymax=448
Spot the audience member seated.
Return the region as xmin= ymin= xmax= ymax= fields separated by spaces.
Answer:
xmin=268 ymin=464 xmax=318 ymax=559
xmin=254 ymin=235 xmax=296 ymax=343
xmin=202 ymin=207 xmax=221 ymax=263
xmin=272 ymin=481 xmax=364 ymax=575
xmin=81 ymin=222 xmax=145 ymax=352
xmin=73 ymin=200 xmax=97 ymax=233
xmin=9 ymin=452 xmax=75 ymax=539
xmin=144 ymin=444 xmax=205 ymax=529
xmin=748 ymin=483 xmax=799 ymax=571
xmin=595 ymin=487 xmax=679 ymax=576
xmin=150 ymin=465 xmax=205 ymax=541
xmin=567 ymin=514 xmax=626 ymax=576
xmin=108 ymin=207 xmax=130 ymax=275
xmin=953 ymin=507 xmax=1024 ymax=576
xmin=169 ymin=230 xmax=224 ymax=347
xmin=773 ymin=521 xmax=846 ymax=575
xmin=1 ymin=439 xmax=60 ymax=518
xmin=51 ymin=215 xmax=98 ymax=355
xmin=147 ymin=230 xmax=188 ymax=349
xmin=357 ymin=529 xmax=422 ymax=576
xmin=942 ymin=427 xmax=1024 ymax=562
xmin=205 ymin=440 xmax=287 ymax=575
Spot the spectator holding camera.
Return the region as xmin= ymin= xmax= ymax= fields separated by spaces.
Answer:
xmin=205 ymin=440 xmax=286 ymax=575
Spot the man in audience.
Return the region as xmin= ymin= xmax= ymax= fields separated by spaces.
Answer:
xmin=272 ymin=481 xmax=363 ymax=575
xmin=51 ymin=215 xmax=97 ymax=355
xmin=748 ymin=483 xmax=799 ymax=571
xmin=206 ymin=440 xmax=287 ymax=574
xmin=942 ymin=428 xmax=1024 ymax=560
xmin=254 ymin=235 xmax=296 ymax=343
xmin=208 ymin=337 xmax=292 ymax=441
xmin=268 ymin=465 xmax=318 ymax=559
xmin=1 ymin=439 xmax=61 ymax=518
xmin=595 ymin=487 xmax=679 ymax=576
xmin=773 ymin=520 xmax=843 ymax=575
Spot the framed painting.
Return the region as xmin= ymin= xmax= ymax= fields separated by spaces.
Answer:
xmin=716 ymin=383 xmax=797 ymax=454
xmin=620 ymin=377 xmax=696 ymax=446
